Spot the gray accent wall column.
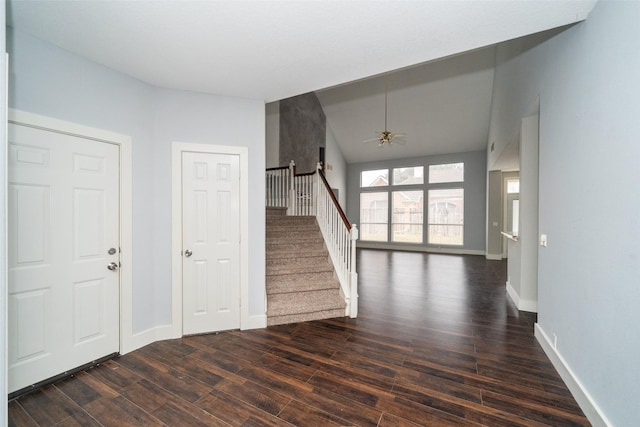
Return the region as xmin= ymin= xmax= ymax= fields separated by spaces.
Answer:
xmin=279 ymin=92 xmax=326 ymax=173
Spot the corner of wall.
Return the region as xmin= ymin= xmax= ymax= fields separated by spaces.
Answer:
xmin=534 ymin=324 xmax=611 ymax=427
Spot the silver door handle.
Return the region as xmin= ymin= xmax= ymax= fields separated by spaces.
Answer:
xmin=107 ymin=262 xmax=119 ymax=271
xmin=184 ymin=249 xmax=193 ymax=257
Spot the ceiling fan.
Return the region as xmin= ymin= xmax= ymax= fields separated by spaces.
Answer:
xmin=364 ymin=74 xmax=406 ymax=147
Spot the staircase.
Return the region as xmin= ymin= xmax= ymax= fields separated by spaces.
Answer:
xmin=266 ymin=207 xmax=346 ymax=326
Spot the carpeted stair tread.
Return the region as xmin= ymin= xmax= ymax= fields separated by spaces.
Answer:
xmin=266 ymin=230 xmax=322 ymax=241
xmin=267 ymin=270 xmax=336 ymax=286
xmin=267 ymin=309 xmax=346 ymax=326
xmin=265 ymin=208 xmax=346 ymax=326
xmin=267 ymin=289 xmax=346 ymax=317
xmin=267 ymin=247 xmax=328 ymax=260
xmin=266 ymin=207 xmax=287 ymax=216
xmin=266 ymin=241 xmax=326 ymax=255
xmin=267 ymin=255 xmax=329 ymax=267
xmin=267 ymin=274 xmax=339 ymax=294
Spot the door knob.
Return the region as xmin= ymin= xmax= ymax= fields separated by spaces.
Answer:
xmin=107 ymin=262 xmax=119 ymax=271
xmin=184 ymin=249 xmax=193 ymax=257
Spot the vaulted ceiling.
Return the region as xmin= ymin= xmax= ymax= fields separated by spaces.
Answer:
xmin=7 ymin=1 xmax=597 ymax=163
xmin=316 ymin=46 xmax=497 ymax=163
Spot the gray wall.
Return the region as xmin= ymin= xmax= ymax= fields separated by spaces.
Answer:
xmin=265 ymin=101 xmax=280 ymax=168
xmin=0 ymin=7 xmax=7 ymax=426
xmin=487 ymin=1 xmax=640 ymax=424
xmin=347 ymin=150 xmax=486 ymax=253
xmin=279 ymin=92 xmax=325 ymax=173
xmin=6 ymin=28 xmax=266 ymax=333
xmin=486 ymin=170 xmax=502 ymax=258
xmin=267 ymin=97 xmax=348 ymax=208
xmin=324 ymin=124 xmax=348 ymax=207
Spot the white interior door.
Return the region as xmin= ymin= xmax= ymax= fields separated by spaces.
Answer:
xmin=182 ymin=151 xmax=240 ymax=335
xmin=8 ymin=123 xmax=120 ymax=393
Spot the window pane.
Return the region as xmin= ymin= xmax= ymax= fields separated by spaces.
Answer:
xmin=392 ymin=191 xmax=423 ymax=243
xmin=428 ymin=162 xmax=464 ymax=183
xmin=360 ymin=192 xmax=388 ymax=241
xmin=428 ymin=188 xmax=464 ymax=245
xmin=361 ymin=169 xmax=389 ymax=187
xmin=507 ymin=179 xmax=520 ymax=193
xmin=392 ymin=166 xmax=424 ymax=185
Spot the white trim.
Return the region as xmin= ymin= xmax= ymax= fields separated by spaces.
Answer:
xmin=505 ymin=280 xmax=520 ymax=307
xmin=244 ymin=314 xmax=267 ymax=330
xmin=124 ymin=324 xmax=176 ymax=353
xmin=485 ymin=253 xmax=502 ymax=260
xmin=506 ymin=280 xmax=537 ymax=313
xmin=357 ymin=241 xmax=484 ymax=256
xmin=7 ymin=109 xmax=136 ymax=354
xmin=535 ymin=324 xmax=611 ymax=427
xmin=171 ymin=142 xmax=250 ymax=336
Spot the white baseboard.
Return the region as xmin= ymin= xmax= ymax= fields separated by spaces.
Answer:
xmin=357 ymin=242 xmax=484 ymax=256
xmin=485 ymin=253 xmax=502 ymax=260
xmin=506 ymin=280 xmax=520 ymax=307
xmin=243 ymin=314 xmax=267 ymax=330
xmin=534 ymin=324 xmax=611 ymax=427
xmin=122 ymin=315 xmax=266 ymax=355
xmin=505 ymin=281 xmax=537 ymax=313
xmin=518 ymin=298 xmax=537 ymax=312
xmin=121 ymin=324 xmax=178 ymax=355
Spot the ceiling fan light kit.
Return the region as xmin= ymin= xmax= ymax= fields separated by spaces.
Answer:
xmin=364 ymin=73 xmax=406 ymax=147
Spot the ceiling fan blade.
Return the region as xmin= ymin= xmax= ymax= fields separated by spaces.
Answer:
xmin=364 ymin=137 xmax=381 ymax=143
xmin=390 ymin=133 xmax=407 ymax=145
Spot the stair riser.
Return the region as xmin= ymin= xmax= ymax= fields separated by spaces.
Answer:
xmin=267 ymin=250 xmax=328 ymax=261
xmin=267 ymin=290 xmax=346 ymax=317
xmin=267 ymin=224 xmax=320 ymax=234
xmin=266 ymin=242 xmax=325 ymax=252
xmin=267 ymin=309 xmax=347 ymax=326
xmin=267 ymin=231 xmax=322 ymax=240
xmin=265 ymin=209 xmax=345 ymax=326
xmin=267 ymin=270 xmax=335 ymax=284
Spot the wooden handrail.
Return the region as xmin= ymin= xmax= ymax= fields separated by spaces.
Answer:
xmin=318 ymin=169 xmax=351 ymax=229
xmin=266 ymin=165 xmax=289 ymax=171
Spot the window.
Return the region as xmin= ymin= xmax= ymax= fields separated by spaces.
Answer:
xmin=392 ymin=190 xmax=423 ymax=243
xmin=360 ymin=192 xmax=388 ymax=241
xmin=428 ymin=188 xmax=464 ymax=245
xmin=358 ymin=162 xmax=465 ymax=246
xmin=429 ymin=162 xmax=464 ymax=184
xmin=392 ymin=166 xmax=424 ymax=185
xmin=507 ymin=179 xmax=520 ymax=193
xmin=361 ymin=169 xmax=388 ymax=187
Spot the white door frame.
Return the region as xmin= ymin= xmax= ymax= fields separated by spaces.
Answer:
xmin=7 ymin=109 xmax=135 ymax=353
xmin=170 ymin=142 xmax=249 ymax=336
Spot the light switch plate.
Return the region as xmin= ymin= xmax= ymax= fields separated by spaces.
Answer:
xmin=540 ymin=234 xmax=548 ymax=247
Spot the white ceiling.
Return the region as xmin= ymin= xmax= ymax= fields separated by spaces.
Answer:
xmin=316 ymin=47 xmax=497 ymax=163
xmin=8 ymin=0 xmax=596 ymax=103
xmin=7 ymin=1 xmax=597 ymax=164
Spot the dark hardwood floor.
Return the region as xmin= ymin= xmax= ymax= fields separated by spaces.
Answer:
xmin=9 ymin=249 xmax=590 ymax=426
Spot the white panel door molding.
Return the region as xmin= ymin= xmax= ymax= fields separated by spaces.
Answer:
xmin=8 ymin=123 xmax=120 ymax=393
xmin=7 ymin=110 xmax=135 ymax=355
xmin=171 ymin=142 xmax=249 ymax=336
xmin=182 ymin=152 xmax=240 ymax=333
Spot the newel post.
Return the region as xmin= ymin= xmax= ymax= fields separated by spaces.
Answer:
xmin=315 ymin=162 xmax=323 ymax=217
xmin=287 ymin=160 xmax=296 ymax=215
xmin=349 ymin=223 xmax=359 ymax=318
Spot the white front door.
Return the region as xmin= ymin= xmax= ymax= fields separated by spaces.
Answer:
xmin=8 ymin=123 xmax=120 ymax=393
xmin=182 ymin=151 xmax=240 ymax=334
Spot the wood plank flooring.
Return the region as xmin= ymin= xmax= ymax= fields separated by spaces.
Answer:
xmin=8 ymin=249 xmax=590 ymax=426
